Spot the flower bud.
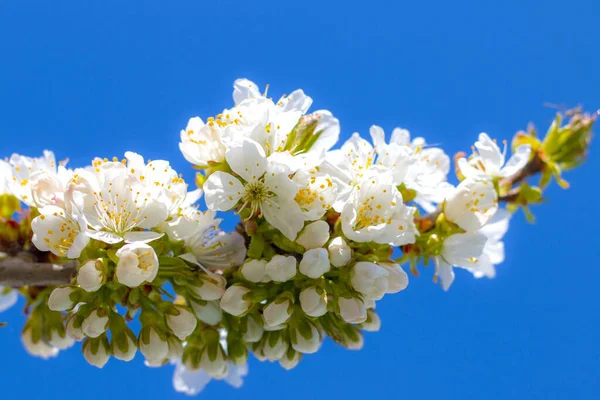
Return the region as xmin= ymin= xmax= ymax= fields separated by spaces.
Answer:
xmin=328 ymin=236 xmax=352 ymax=267
xmin=82 ymin=309 xmax=109 ymax=338
xmin=265 ymin=255 xmax=297 ymax=282
xmin=299 ymin=248 xmax=330 ymax=279
xmin=48 ymin=287 xmax=75 ymax=311
xmin=263 ymin=299 xmax=293 ymax=327
xmin=192 ymin=274 xmax=226 ymax=301
xmin=48 ymin=329 xmax=75 ymax=350
xmin=291 ymin=321 xmax=322 ymax=354
xmin=139 ymin=327 xmax=169 ymax=363
xmin=167 ymin=336 xmax=184 ymax=360
xmin=338 ymin=297 xmax=367 ymax=324
xmin=279 ymin=349 xmax=302 ymax=370
xmin=243 ymin=315 xmax=264 ymax=343
xmin=66 ymin=315 xmax=85 ymax=341
xmin=299 ymin=286 xmax=327 ymax=317
xmin=361 ymin=309 xmax=381 ymax=332
xmin=297 ymin=220 xmax=330 ymax=250
xmin=345 ymin=331 xmax=364 ymax=350
xmin=77 ymin=258 xmax=105 ymax=292
xmin=200 ymin=342 xmax=229 ymax=378
xmin=380 ymin=263 xmax=409 ymax=293
xmin=351 ymin=262 xmax=389 ymax=300
xmin=220 ymin=285 xmax=252 ymax=316
xmin=190 ymin=300 xmax=222 ymax=325
xmin=166 ymin=306 xmax=197 ymax=340
xmin=263 ymin=332 xmax=288 ymax=362
xmin=83 ymin=336 xmax=111 ymax=368
xmin=21 ymin=327 xmax=59 ymax=359
xmin=112 ymin=332 xmax=138 ymax=362
xmin=241 ymin=259 xmax=269 ymax=283
xmin=115 ymin=243 xmax=159 ymax=288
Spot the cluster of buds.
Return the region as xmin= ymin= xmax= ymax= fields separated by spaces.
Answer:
xmin=0 ymin=79 xmax=594 ymax=396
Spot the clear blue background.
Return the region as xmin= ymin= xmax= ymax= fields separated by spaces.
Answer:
xmin=1 ymin=1 xmax=599 ymax=398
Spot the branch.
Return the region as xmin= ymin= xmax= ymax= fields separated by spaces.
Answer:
xmin=0 ymin=254 xmax=77 ymax=286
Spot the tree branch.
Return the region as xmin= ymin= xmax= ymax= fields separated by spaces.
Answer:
xmin=0 ymin=255 xmax=77 ymax=287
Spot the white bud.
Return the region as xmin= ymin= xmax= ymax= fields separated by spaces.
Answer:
xmin=279 ymin=350 xmax=302 ymax=370
xmin=299 ymin=248 xmax=330 ymax=278
xmin=167 ymin=336 xmax=184 ymax=360
xmin=21 ymin=328 xmax=59 ymax=359
xmin=48 ymin=330 xmax=74 ymax=350
xmin=115 ymin=243 xmax=159 ymax=288
xmin=292 ymin=322 xmax=322 ymax=354
xmin=190 ymin=300 xmax=222 ymax=325
xmin=299 ymin=286 xmax=327 ymax=317
xmin=77 ymin=258 xmax=105 ymax=292
xmin=243 ymin=316 xmax=264 ymax=343
xmin=83 ymin=338 xmax=111 ymax=368
xmin=338 ymin=297 xmax=367 ymax=323
xmin=346 ymin=332 xmax=364 ymax=350
xmin=112 ymin=334 xmax=137 ymax=362
xmin=220 ymin=285 xmax=251 ymax=316
xmin=263 ymin=299 xmax=293 ymax=327
xmin=139 ymin=327 xmax=169 ymax=363
xmin=297 ymin=220 xmax=330 ymax=250
xmin=380 ymin=262 xmax=409 ymax=293
xmin=361 ymin=309 xmax=381 ymax=332
xmin=351 ymin=262 xmax=389 ymax=300
xmin=66 ymin=316 xmax=85 ymax=341
xmin=166 ymin=306 xmax=197 ymax=340
xmin=192 ymin=274 xmax=226 ymax=301
xmin=200 ymin=344 xmax=229 ymax=378
xmin=48 ymin=287 xmax=75 ymax=311
xmin=328 ymin=236 xmax=352 ymax=267
xmin=82 ymin=309 xmax=109 ymax=338
xmin=241 ymin=259 xmax=269 ymax=283
xmin=263 ymin=333 xmax=288 ymax=361
xmin=265 ymin=255 xmax=297 ymax=282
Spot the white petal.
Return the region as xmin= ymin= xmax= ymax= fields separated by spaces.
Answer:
xmin=123 ymin=231 xmax=164 ymax=243
xmin=390 ymin=127 xmax=411 ymax=146
xmin=435 ymin=256 xmax=455 ymax=291
xmin=233 ymin=78 xmax=261 ymax=104
xmin=86 ymin=230 xmax=123 ymax=244
xmin=203 ymin=172 xmax=244 ymax=211
xmin=264 ymin=170 xmax=297 ymax=201
xmin=443 ymin=232 xmax=487 ymax=268
xmin=499 ymin=144 xmax=531 ymax=178
xmin=0 ymin=289 xmax=18 ymax=313
xmin=261 ymin=197 xmax=304 ymax=241
xmin=475 ymin=133 xmax=504 ymax=173
xmin=279 ymin=89 xmax=312 ymax=114
xmin=226 ymin=140 xmax=267 ymax=182
xmin=369 ymin=125 xmax=386 ymax=152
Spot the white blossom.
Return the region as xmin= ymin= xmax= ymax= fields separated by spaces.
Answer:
xmin=241 ymin=259 xmax=269 ymax=283
xmin=204 ymin=139 xmax=304 ymax=240
xmin=379 ymin=263 xmax=409 ymax=293
xmin=263 ymin=299 xmax=292 ymax=327
xmin=0 ymin=286 xmax=18 ymax=313
xmin=139 ymin=327 xmax=169 ymax=363
xmin=82 ymin=309 xmax=109 ymax=338
xmin=21 ymin=328 xmax=59 ymax=359
xmin=191 ymin=300 xmax=223 ymax=326
xmin=458 ymin=133 xmax=531 ymax=180
xmin=444 ymin=178 xmax=498 ymax=231
xmin=47 ymin=287 xmax=75 ymax=311
xmin=166 ymin=306 xmax=198 ymax=341
xmin=434 ymin=231 xmax=488 ymax=291
xmin=291 ymin=322 xmax=322 ymax=354
xmin=341 ymin=175 xmax=418 ymax=246
xmin=77 ymin=259 xmax=105 ymax=292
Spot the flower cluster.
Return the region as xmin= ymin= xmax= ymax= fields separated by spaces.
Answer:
xmin=0 ymin=79 xmax=595 ymax=396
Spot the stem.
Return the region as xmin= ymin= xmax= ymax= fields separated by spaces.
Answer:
xmin=0 ymin=254 xmax=77 ymax=286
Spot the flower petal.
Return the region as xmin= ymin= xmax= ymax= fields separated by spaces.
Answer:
xmin=123 ymin=231 xmax=164 ymax=243
xmin=226 ymin=140 xmax=267 ymax=182
xmin=203 ymin=172 xmax=244 ymax=211
xmin=499 ymin=144 xmax=531 ymax=178
xmin=261 ymin=197 xmax=304 ymax=241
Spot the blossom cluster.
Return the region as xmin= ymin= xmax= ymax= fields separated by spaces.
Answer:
xmin=0 ymin=79 xmax=594 ymax=396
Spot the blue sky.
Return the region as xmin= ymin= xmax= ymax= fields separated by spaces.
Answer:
xmin=1 ymin=1 xmax=599 ymax=398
